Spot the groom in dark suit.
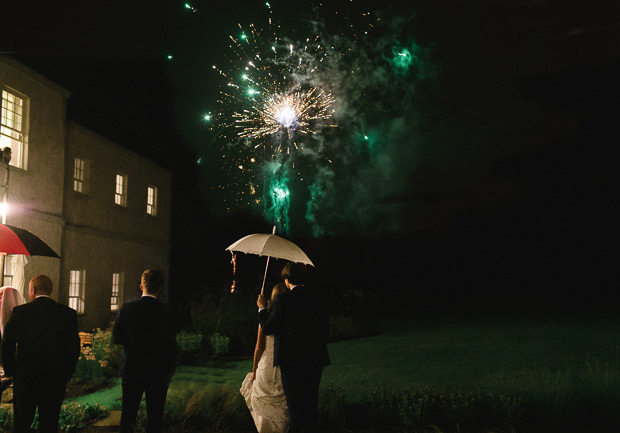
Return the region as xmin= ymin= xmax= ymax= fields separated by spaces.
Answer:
xmin=258 ymin=262 xmax=330 ymax=433
xmin=1 ymin=275 xmax=80 ymax=433
xmin=113 ymin=269 xmax=177 ymax=433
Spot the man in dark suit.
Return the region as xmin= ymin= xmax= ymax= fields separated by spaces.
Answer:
xmin=1 ymin=275 xmax=80 ymax=433
xmin=113 ymin=269 xmax=177 ymax=433
xmin=258 ymin=262 xmax=330 ymax=433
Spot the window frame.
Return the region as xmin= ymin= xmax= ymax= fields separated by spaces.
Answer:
xmin=1 ymin=87 xmax=28 ymax=170
xmin=114 ymin=172 xmax=128 ymax=207
xmin=73 ymin=157 xmax=89 ymax=193
xmin=111 ymin=272 xmax=124 ymax=312
xmin=146 ymin=185 xmax=158 ymax=216
xmin=2 ymin=257 xmax=14 ymax=287
xmin=68 ymin=269 xmax=85 ymax=315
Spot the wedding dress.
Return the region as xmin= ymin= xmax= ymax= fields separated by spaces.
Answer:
xmin=240 ymin=335 xmax=289 ymax=433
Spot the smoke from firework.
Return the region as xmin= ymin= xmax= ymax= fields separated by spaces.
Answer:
xmin=207 ymin=2 xmax=437 ymax=237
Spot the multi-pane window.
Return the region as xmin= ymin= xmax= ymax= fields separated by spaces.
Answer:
xmin=1 ymin=89 xmax=27 ymax=169
xmin=111 ymin=272 xmax=123 ymax=312
xmin=2 ymin=259 xmax=14 ymax=287
xmin=115 ymin=173 xmax=127 ymax=206
xmin=69 ymin=270 xmax=85 ymax=314
xmin=73 ymin=158 xmax=86 ymax=192
xmin=147 ymin=186 xmax=158 ymax=216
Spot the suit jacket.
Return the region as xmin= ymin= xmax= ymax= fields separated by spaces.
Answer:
xmin=259 ymin=285 xmax=330 ymax=369
xmin=113 ymin=296 xmax=177 ymax=379
xmin=1 ymin=296 xmax=80 ymax=384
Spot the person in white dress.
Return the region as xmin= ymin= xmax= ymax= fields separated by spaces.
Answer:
xmin=0 ymin=286 xmax=25 ymax=365
xmin=0 ymin=286 xmax=25 ymax=337
xmin=241 ymin=283 xmax=290 ymax=433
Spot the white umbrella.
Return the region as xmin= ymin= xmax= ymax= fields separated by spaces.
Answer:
xmin=226 ymin=226 xmax=313 ymax=294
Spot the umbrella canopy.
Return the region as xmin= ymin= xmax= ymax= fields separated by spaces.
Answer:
xmin=226 ymin=228 xmax=313 ymax=294
xmin=0 ymin=224 xmax=60 ymax=258
xmin=226 ymin=232 xmax=313 ymax=266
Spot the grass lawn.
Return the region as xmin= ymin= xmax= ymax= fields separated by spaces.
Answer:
xmin=324 ymin=314 xmax=620 ymax=402
xmin=65 ymin=359 xmax=252 ymax=410
xmin=67 ymin=314 xmax=620 ymax=408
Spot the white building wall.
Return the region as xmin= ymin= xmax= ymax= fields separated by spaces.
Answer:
xmin=63 ymin=123 xmax=172 ymax=330
xmin=0 ymin=56 xmax=69 ymax=299
xmin=1 ymin=57 xmax=172 ymax=331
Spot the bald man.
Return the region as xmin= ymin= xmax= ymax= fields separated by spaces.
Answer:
xmin=1 ymin=275 xmax=80 ymax=433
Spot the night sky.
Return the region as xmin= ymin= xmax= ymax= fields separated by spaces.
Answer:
xmin=2 ymin=0 xmax=618 ymax=313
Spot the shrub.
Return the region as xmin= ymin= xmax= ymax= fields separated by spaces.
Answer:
xmin=0 ymin=408 xmax=12 ymax=432
xmin=489 ymin=357 xmax=620 ymax=432
xmin=329 ymin=314 xmax=364 ymax=342
xmin=135 ymin=385 xmax=253 ymax=432
xmin=91 ymin=328 xmax=123 ymax=371
xmin=11 ymin=403 xmax=108 ymax=433
xmin=72 ymin=345 xmax=108 ymax=385
xmin=177 ymin=331 xmax=204 ymax=353
xmin=71 ymin=329 xmax=122 ymax=393
xmin=58 ymin=403 xmax=108 ymax=432
xmin=318 ymin=383 xmax=348 ymax=430
xmin=189 ymin=286 xmax=258 ymax=356
xmin=210 ymin=332 xmax=231 ymax=355
xmin=135 ymin=382 xmax=351 ymax=432
xmin=367 ymin=384 xmax=524 ymax=432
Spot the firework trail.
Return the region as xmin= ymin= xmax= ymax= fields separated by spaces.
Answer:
xmin=208 ymin=3 xmax=344 ymax=233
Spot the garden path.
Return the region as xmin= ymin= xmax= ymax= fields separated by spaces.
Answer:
xmin=91 ymin=410 xmax=121 ymax=427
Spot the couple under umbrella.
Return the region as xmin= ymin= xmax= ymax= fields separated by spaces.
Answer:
xmin=228 ymin=230 xmax=330 ymax=433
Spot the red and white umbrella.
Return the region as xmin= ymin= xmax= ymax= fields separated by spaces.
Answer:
xmin=0 ymin=224 xmax=60 ymax=258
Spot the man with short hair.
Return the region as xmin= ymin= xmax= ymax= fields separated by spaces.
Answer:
xmin=113 ymin=269 xmax=177 ymax=433
xmin=1 ymin=275 xmax=80 ymax=433
xmin=258 ymin=262 xmax=330 ymax=433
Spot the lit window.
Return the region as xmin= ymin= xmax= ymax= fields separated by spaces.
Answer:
xmin=115 ymin=173 xmax=127 ymax=206
xmin=73 ymin=158 xmax=86 ymax=193
xmin=111 ymin=272 xmax=123 ymax=312
xmin=147 ymin=186 xmax=158 ymax=216
xmin=1 ymin=89 xmax=28 ymax=169
xmin=69 ymin=270 xmax=85 ymax=314
xmin=2 ymin=259 xmax=14 ymax=287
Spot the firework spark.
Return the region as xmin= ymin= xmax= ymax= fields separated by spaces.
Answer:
xmin=211 ymin=15 xmax=337 ymax=155
xmin=234 ymin=88 xmax=335 ymax=140
xmin=203 ymin=1 xmax=412 ymax=237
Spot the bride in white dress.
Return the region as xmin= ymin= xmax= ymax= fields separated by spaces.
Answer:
xmin=240 ymin=283 xmax=289 ymax=433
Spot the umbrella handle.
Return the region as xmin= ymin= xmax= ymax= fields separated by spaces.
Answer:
xmin=261 ymin=256 xmax=271 ymax=295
